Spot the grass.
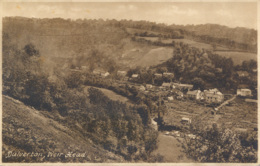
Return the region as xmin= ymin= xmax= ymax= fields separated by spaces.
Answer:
xmin=151 ymin=132 xmax=193 ymax=162
xmin=163 ymin=97 xmax=257 ymax=133
xmin=214 ymin=51 xmax=257 ymax=65
xmin=84 ymin=86 xmax=133 ymax=105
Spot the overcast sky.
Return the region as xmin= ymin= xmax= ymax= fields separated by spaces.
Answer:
xmin=2 ymin=2 xmax=257 ymax=29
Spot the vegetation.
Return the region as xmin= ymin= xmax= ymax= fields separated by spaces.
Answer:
xmin=182 ymin=123 xmax=257 ymax=162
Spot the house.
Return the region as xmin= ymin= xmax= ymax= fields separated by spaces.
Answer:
xmin=162 ymin=82 xmax=172 ymax=89
xmin=154 ymin=73 xmax=163 ymax=78
xmin=168 ymin=96 xmax=174 ymax=101
xmin=139 ymin=85 xmax=146 ymax=91
xmin=187 ymin=90 xmax=201 ymax=100
xmin=131 ymin=74 xmax=139 ymax=78
xmin=181 ymin=117 xmax=191 ymax=124
xmin=204 ymin=88 xmax=224 ymax=103
xmin=163 ymin=72 xmax=174 ymax=77
xmin=117 ymin=70 xmax=127 ymax=77
xmin=237 ymin=89 xmax=252 ymax=97
xmin=237 ymin=71 xmax=249 ymax=77
xmin=101 ymin=72 xmax=110 ymax=77
xmin=146 ymin=84 xmax=153 ymax=89
xmin=173 ymin=83 xmax=193 ymax=90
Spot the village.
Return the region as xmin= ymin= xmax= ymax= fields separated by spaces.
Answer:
xmin=72 ymin=66 xmax=257 ymax=141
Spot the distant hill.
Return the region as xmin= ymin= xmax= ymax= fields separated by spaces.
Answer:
xmin=170 ymin=24 xmax=257 ymax=52
xmin=2 ymin=95 xmax=124 ymax=162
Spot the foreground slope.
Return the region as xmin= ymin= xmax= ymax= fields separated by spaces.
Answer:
xmin=2 ymin=95 xmax=124 ymax=163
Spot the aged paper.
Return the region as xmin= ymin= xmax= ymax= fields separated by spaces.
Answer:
xmin=1 ymin=0 xmax=259 ymax=165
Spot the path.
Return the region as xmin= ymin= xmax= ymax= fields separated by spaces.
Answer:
xmin=215 ymin=95 xmax=236 ymax=111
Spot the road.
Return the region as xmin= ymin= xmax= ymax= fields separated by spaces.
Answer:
xmin=151 ymin=132 xmax=193 ymax=162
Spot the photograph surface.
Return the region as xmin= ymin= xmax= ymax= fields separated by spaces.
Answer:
xmin=2 ymin=1 xmax=258 ymax=163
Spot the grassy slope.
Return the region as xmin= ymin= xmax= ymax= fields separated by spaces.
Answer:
xmin=214 ymin=51 xmax=257 ymax=65
xmin=84 ymin=86 xmax=131 ymax=104
xmin=2 ymin=95 xmax=124 ymax=163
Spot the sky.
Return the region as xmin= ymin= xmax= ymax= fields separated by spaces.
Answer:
xmin=2 ymin=2 xmax=257 ymax=29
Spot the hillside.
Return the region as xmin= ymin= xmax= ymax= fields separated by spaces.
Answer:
xmin=2 ymin=95 xmax=124 ymax=162
xmin=170 ymin=24 xmax=257 ymax=53
xmin=3 ymin=17 xmax=257 ymax=73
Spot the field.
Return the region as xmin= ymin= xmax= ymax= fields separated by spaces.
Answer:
xmin=84 ymin=86 xmax=132 ymax=104
xmin=163 ymin=97 xmax=257 ymax=133
xmin=214 ymin=51 xmax=257 ymax=65
xmin=151 ymin=133 xmax=193 ymax=162
xmin=119 ymin=42 xmax=174 ymax=68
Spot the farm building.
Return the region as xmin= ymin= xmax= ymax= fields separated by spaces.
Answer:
xmin=237 ymin=89 xmax=252 ymax=97
xmin=204 ymin=88 xmax=224 ymax=103
xmin=187 ymin=90 xmax=201 ymax=100
xmin=172 ymin=83 xmax=193 ymax=90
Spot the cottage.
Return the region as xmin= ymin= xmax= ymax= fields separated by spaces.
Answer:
xmin=131 ymin=74 xmax=139 ymax=78
xmin=117 ymin=70 xmax=127 ymax=77
xmin=237 ymin=71 xmax=249 ymax=77
xmin=154 ymin=73 xmax=163 ymax=78
xmin=173 ymin=83 xmax=193 ymax=90
xmin=162 ymin=82 xmax=172 ymax=88
xmin=101 ymin=72 xmax=110 ymax=77
xmin=181 ymin=117 xmax=191 ymax=124
xmin=163 ymin=72 xmax=174 ymax=77
xmin=204 ymin=88 xmax=224 ymax=103
xmin=187 ymin=90 xmax=201 ymax=100
xmin=146 ymin=84 xmax=153 ymax=89
xmin=237 ymin=89 xmax=252 ymax=97
xmin=168 ymin=96 xmax=174 ymax=101
xmin=139 ymin=85 xmax=146 ymax=91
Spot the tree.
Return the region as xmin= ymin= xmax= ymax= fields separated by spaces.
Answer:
xmin=23 ymin=43 xmax=40 ymax=57
xmin=192 ymin=77 xmax=205 ymax=90
xmin=182 ymin=123 xmax=257 ymax=162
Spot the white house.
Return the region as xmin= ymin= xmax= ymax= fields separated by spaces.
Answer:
xmin=204 ymin=88 xmax=224 ymax=103
xmin=181 ymin=117 xmax=191 ymax=124
xmin=146 ymin=84 xmax=153 ymax=89
xmin=101 ymin=72 xmax=110 ymax=77
xmin=139 ymin=85 xmax=146 ymax=91
xmin=237 ymin=89 xmax=252 ymax=97
xmin=131 ymin=74 xmax=139 ymax=78
xmin=187 ymin=90 xmax=201 ymax=100
xmin=168 ymin=96 xmax=174 ymax=101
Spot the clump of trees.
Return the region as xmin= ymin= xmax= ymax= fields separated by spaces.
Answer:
xmin=182 ymin=123 xmax=257 ymax=162
xmin=3 ymin=41 xmax=161 ymax=162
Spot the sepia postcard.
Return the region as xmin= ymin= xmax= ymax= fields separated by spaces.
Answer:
xmin=1 ymin=0 xmax=259 ymax=165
